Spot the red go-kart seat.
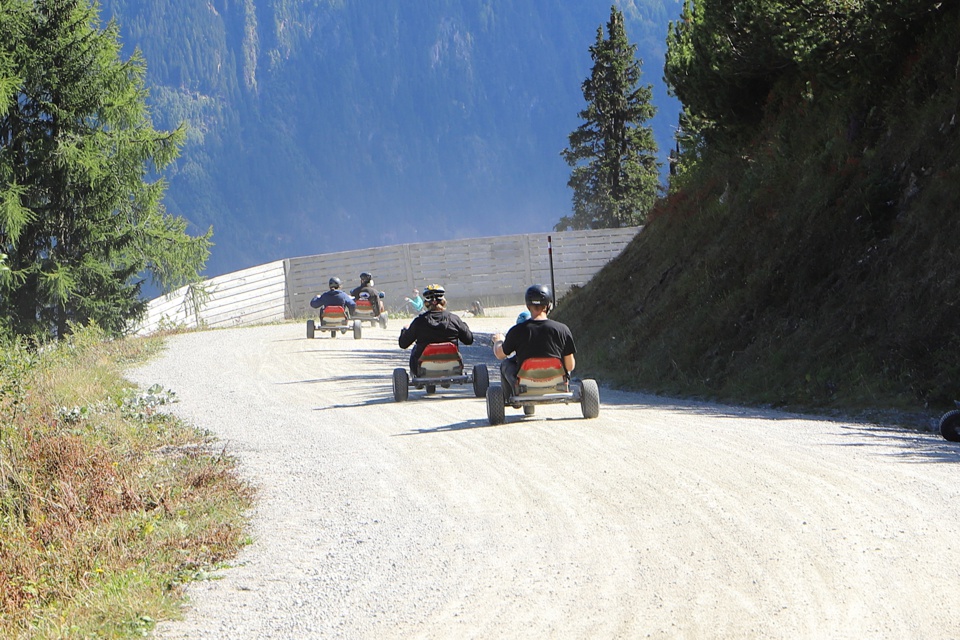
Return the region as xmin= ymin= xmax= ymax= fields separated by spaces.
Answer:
xmin=417 ymin=342 xmax=463 ymax=377
xmin=354 ymin=298 xmax=376 ymax=317
xmin=517 ymin=357 xmax=569 ymax=395
xmin=320 ymin=305 xmax=347 ymax=326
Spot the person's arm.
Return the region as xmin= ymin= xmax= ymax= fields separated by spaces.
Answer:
xmin=492 ymin=331 xmax=511 ymax=360
xmin=458 ymin=317 xmax=474 ymax=345
xmin=562 ymin=330 xmax=576 ymax=373
xmin=398 ymin=320 xmax=417 ymax=349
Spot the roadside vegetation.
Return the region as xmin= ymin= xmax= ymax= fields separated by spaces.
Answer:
xmin=0 ymin=326 xmax=253 ymax=638
xmin=2 ymin=0 xmax=957 ymax=635
xmin=556 ymin=2 xmax=959 ymax=421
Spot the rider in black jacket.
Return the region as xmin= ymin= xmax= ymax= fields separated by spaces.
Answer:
xmin=398 ymin=284 xmax=473 ymax=376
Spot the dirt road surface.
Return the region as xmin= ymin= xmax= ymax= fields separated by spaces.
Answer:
xmin=128 ymin=313 xmax=960 ymax=639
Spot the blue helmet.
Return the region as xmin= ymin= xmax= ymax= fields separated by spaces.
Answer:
xmin=516 ymin=310 xmax=531 ymax=324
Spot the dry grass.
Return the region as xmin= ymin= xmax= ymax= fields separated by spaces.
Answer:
xmin=0 ymin=325 xmax=253 ymax=638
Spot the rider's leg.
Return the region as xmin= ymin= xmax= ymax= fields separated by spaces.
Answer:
xmin=500 ymin=357 xmax=519 ymax=398
xmin=409 ymin=348 xmax=420 ymax=378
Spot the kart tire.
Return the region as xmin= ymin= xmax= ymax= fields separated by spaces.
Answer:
xmin=580 ymin=379 xmax=600 ymax=419
xmin=486 ymin=385 xmax=505 ymax=425
xmin=425 ymin=384 xmax=436 ymax=395
xmin=472 ymin=364 xmax=490 ymax=398
xmin=940 ymin=409 xmax=960 ymax=442
xmin=392 ymin=368 xmax=409 ymax=402
xmin=353 ymin=320 xmax=362 ymax=340
xmin=330 ymin=330 xmax=337 ymax=338
xmin=306 ymin=319 xmax=315 ymax=339
xmin=523 ymin=405 xmax=536 ymax=416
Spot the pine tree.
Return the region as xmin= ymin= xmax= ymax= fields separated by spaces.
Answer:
xmin=0 ymin=0 xmax=211 ymax=338
xmin=557 ymin=6 xmax=660 ymax=231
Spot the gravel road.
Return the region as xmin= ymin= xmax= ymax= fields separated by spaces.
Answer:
xmin=128 ymin=313 xmax=960 ymax=639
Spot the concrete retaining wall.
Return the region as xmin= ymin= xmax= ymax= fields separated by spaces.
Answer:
xmin=134 ymin=228 xmax=639 ymax=335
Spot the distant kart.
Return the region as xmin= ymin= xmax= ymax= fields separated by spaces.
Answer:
xmin=485 ymin=357 xmax=600 ymax=425
xmin=392 ymin=342 xmax=489 ymax=401
xmin=306 ymin=305 xmax=362 ymax=339
xmin=940 ymin=401 xmax=960 ymax=442
xmin=353 ymin=296 xmax=388 ymax=329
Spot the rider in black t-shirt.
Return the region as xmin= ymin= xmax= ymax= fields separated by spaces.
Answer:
xmin=493 ymin=284 xmax=576 ymax=398
xmin=350 ymin=272 xmax=384 ymax=317
xmin=399 ymin=284 xmax=474 ymax=377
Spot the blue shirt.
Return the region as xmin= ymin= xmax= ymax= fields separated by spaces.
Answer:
xmin=310 ymin=289 xmax=356 ymax=312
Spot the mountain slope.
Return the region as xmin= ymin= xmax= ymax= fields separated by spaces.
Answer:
xmin=100 ymin=0 xmax=682 ymax=278
xmin=554 ymin=3 xmax=960 ymax=416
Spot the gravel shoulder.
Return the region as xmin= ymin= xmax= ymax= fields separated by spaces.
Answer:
xmin=128 ymin=313 xmax=960 ymax=639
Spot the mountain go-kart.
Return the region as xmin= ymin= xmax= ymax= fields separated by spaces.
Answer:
xmin=940 ymin=401 xmax=960 ymax=442
xmin=392 ymin=342 xmax=489 ymax=401
xmin=485 ymin=357 xmax=600 ymax=425
xmin=306 ymin=305 xmax=362 ymax=339
xmin=353 ymin=293 xmax=388 ymax=329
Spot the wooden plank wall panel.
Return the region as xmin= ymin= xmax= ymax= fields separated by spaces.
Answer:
xmin=286 ymin=246 xmax=410 ymax=317
xmin=134 ymin=228 xmax=640 ymax=334
xmin=134 ymin=261 xmax=286 ymax=334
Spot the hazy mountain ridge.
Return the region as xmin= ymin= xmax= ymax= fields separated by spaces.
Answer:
xmin=100 ymin=0 xmax=681 ymax=278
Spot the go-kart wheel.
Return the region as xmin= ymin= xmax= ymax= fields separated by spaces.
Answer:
xmin=472 ymin=364 xmax=489 ymax=398
xmin=425 ymin=384 xmax=436 ymax=395
xmin=486 ymin=385 xmax=505 ymax=425
xmin=580 ymin=379 xmax=600 ymax=419
xmin=306 ymin=319 xmax=315 ymax=339
xmin=353 ymin=320 xmax=362 ymax=340
xmin=330 ymin=330 xmax=337 ymax=338
xmin=523 ymin=405 xmax=536 ymax=416
xmin=940 ymin=409 xmax=960 ymax=442
xmin=392 ymin=368 xmax=409 ymax=402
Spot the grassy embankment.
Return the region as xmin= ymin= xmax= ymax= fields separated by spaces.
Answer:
xmin=555 ymin=13 xmax=960 ymax=422
xmin=0 ymin=326 xmax=253 ymax=638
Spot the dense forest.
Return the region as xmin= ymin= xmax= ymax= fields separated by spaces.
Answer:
xmin=98 ymin=0 xmax=683 ymax=279
xmin=556 ymin=1 xmax=960 ymax=416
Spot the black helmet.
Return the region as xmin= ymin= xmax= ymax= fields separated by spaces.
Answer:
xmin=360 ymin=272 xmax=372 ymax=284
xmin=525 ymin=284 xmax=552 ymax=307
xmin=328 ymin=277 xmax=341 ymax=289
xmin=423 ymin=284 xmax=445 ymax=302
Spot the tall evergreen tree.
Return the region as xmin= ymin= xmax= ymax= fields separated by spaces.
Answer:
xmin=0 ymin=0 xmax=211 ymax=338
xmin=557 ymin=6 xmax=660 ymax=231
